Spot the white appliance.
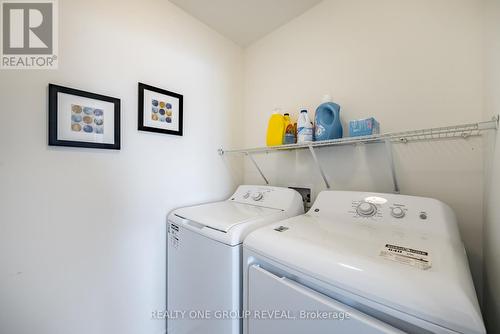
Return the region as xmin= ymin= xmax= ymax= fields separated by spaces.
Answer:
xmin=243 ymin=191 xmax=485 ymax=334
xmin=167 ymin=185 xmax=304 ymax=334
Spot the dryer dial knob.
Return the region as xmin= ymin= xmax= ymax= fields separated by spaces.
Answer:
xmin=251 ymin=192 xmax=263 ymax=201
xmin=357 ymin=202 xmax=376 ymax=217
xmin=391 ymin=207 xmax=405 ymax=218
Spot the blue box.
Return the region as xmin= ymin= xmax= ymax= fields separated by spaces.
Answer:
xmin=349 ymin=117 xmax=380 ymax=137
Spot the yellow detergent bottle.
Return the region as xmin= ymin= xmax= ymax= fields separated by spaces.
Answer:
xmin=266 ymin=109 xmax=285 ymax=146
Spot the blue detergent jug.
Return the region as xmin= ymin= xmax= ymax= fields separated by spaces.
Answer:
xmin=314 ymin=95 xmax=343 ymax=141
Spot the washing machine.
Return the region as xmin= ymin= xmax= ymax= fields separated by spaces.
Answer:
xmin=167 ymin=185 xmax=304 ymax=334
xmin=243 ymin=191 xmax=485 ymax=334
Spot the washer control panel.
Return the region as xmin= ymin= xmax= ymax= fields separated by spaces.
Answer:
xmin=241 ymin=190 xmax=265 ymax=201
xmin=230 ymin=185 xmax=304 ymax=212
xmin=251 ymin=191 xmax=264 ymax=201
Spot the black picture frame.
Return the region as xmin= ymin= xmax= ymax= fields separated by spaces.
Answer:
xmin=138 ymin=82 xmax=183 ymax=136
xmin=48 ymin=84 xmax=121 ymax=150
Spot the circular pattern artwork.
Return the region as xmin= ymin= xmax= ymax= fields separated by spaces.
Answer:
xmin=151 ymin=99 xmax=173 ymax=124
xmin=71 ymin=104 xmax=104 ymax=134
xmin=138 ymin=83 xmax=182 ymax=136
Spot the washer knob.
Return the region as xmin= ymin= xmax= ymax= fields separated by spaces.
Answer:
xmin=251 ymin=192 xmax=263 ymax=201
xmin=391 ymin=207 xmax=405 ymax=218
xmin=243 ymin=192 xmax=250 ymax=199
xmin=357 ymin=202 xmax=376 ymax=217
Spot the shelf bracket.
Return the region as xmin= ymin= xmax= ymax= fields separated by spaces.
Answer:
xmin=246 ymin=152 xmax=269 ymax=185
xmin=384 ymin=139 xmax=400 ymax=194
xmin=308 ymin=145 xmax=331 ymax=189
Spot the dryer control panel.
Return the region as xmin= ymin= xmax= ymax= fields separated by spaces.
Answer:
xmin=307 ymin=191 xmax=458 ymax=239
xmin=349 ymin=197 xmax=410 ymax=220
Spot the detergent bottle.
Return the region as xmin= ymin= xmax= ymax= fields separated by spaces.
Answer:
xmin=283 ymin=113 xmax=291 ymax=132
xmin=283 ymin=113 xmax=296 ymax=144
xmin=314 ymin=95 xmax=343 ymax=141
xmin=297 ymin=109 xmax=313 ymax=143
xmin=266 ymin=109 xmax=285 ymax=146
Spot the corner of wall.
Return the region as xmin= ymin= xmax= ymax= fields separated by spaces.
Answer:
xmin=482 ymin=0 xmax=500 ymax=332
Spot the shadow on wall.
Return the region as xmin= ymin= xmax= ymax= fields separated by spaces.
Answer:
xmin=483 ymin=129 xmax=500 ymax=332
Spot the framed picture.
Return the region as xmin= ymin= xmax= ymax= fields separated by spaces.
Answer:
xmin=138 ymin=83 xmax=183 ymax=136
xmin=48 ymin=84 xmax=121 ymax=150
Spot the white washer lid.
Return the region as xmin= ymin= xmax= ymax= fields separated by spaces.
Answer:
xmin=244 ymin=214 xmax=485 ymax=334
xmin=173 ymin=201 xmax=281 ymax=233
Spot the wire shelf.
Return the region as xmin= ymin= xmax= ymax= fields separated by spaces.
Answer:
xmin=218 ymin=116 xmax=498 ymax=193
xmin=219 ymin=116 xmax=499 ymax=155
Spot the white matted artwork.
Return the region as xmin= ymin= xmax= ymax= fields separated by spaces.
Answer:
xmin=138 ymin=83 xmax=183 ymax=136
xmin=49 ymin=84 xmax=121 ymax=150
xmin=58 ymin=94 xmax=114 ymax=144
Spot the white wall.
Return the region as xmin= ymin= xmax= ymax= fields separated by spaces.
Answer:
xmin=483 ymin=0 xmax=500 ymax=332
xmin=242 ymin=0 xmax=485 ymax=300
xmin=0 ymin=0 xmax=243 ymax=333
xmin=0 ymin=0 xmax=493 ymax=332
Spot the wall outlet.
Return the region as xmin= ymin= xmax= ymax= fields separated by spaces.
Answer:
xmin=288 ymin=186 xmax=311 ymax=211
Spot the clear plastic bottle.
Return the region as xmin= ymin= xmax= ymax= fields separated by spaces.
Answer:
xmin=297 ymin=109 xmax=313 ymax=143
